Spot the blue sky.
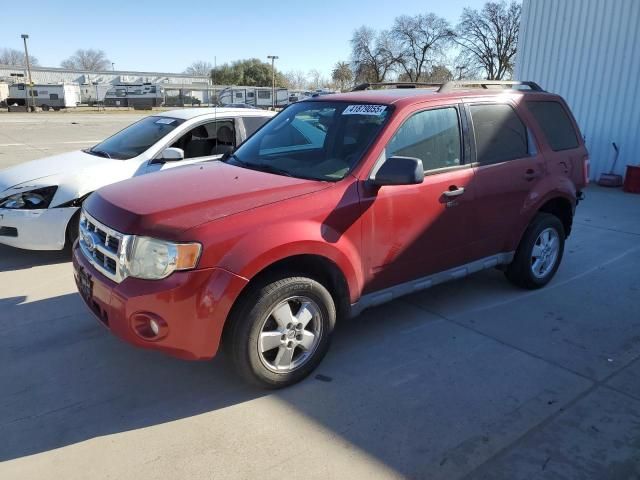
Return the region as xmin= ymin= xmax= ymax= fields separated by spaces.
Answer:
xmin=1 ymin=0 xmax=487 ymax=76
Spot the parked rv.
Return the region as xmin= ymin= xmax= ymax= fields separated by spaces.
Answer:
xmin=103 ymin=83 xmax=164 ymax=108
xmin=0 ymin=82 xmax=9 ymax=107
xmin=217 ymin=86 xmax=289 ymax=108
xmin=80 ymin=83 xmax=111 ymax=106
xmin=6 ymin=83 xmax=81 ymax=111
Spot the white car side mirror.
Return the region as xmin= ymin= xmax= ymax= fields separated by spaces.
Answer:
xmin=160 ymin=147 xmax=184 ymax=162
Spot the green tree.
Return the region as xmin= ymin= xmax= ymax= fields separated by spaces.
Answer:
xmin=211 ymin=58 xmax=286 ymax=87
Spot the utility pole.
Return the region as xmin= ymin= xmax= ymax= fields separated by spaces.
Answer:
xmin=267 ymin=55 xmax=278 ymax=109
xmin=21 ymin=34 xmax=35 ymax=112
xmin=112 ymin=62 xmax=115 ymax=72
xmin=456 ymin=66 xmax=465 ymax=80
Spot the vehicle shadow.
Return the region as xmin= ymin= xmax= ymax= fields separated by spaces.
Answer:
xmin=0 ymin=244 xmax=70 ymax=272
xmin=0 ymin=273 xmax=520 ymax=478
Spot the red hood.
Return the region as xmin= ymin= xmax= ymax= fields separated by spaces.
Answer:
xmin=85 ymin=162 xmax=330 ymax=238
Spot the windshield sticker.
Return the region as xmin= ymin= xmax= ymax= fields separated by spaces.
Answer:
xmin=343 ymin=104 xmax=387 ymax=116
xmin=155 ymin=118 xmax=176 ymax=125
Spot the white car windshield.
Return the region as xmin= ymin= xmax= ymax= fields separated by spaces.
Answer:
xmin=88 ymin=116 xmax=185 ymax=160
xmin=226 ymin=101 xmax=392 ymax=181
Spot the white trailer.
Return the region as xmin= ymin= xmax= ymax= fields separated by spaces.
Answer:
xmin=0 ymin=82 xmax=9 ymax=107
xmin=217 ymin=86 xmax=289 ymax=108
xmin=103 ymin=83 xmax=165 ymax=108
xmin=7 ymin=83 xmax=81 ymax=111
xmin=79 ymin=83 xmax=111 ymax=105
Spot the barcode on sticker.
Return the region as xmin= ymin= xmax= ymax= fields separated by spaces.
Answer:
xmin=343 ymin=104 xmax=387 ymax=115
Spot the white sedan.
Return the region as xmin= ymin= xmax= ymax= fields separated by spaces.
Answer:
xmin=0 ymin=108 xmax=275 ymax=250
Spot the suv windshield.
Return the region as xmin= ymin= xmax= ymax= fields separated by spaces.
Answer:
xmin=228 ymin=101 xmax=392 ymax=181
xmin=88 ymin=116 xmax=185 ymax=160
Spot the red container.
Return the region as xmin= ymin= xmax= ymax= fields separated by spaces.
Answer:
xmin=623 ymin=165 xmax=640 ymax=193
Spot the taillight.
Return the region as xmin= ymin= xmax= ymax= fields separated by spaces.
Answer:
xmin=583 ymin=155 xmax=590 ymax=184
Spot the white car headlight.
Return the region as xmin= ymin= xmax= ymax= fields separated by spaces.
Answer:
xmin=0 ymin=186 xmax=58 ymax=209
xmin=124 ymin=236 xmax=201 ymax=280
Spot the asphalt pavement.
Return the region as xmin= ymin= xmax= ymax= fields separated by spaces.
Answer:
xmin=0 ymin=113 xmax=639 ymax=479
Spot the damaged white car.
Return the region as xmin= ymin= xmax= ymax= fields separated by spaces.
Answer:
xmin=0 ymin=108 xmax=274 ymax=250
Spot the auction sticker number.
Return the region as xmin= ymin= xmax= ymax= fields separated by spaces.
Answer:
xmin=342 ymin=105 xmax=387 ymax=116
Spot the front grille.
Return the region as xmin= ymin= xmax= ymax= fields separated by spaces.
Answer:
xmin=78 ymin=210 xmax=129 ymax=283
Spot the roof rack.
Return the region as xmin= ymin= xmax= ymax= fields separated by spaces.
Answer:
xmin=351 ymin=80 xmax=544 ymax=93
xmin=438 ymin=80 xmax=544 ymax=92
xmin=351 ymin=82 xmax=443 ymax=91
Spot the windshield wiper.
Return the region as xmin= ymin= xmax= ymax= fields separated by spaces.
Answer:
xmin=224 ymin=154 xmax=293 ymax=178
xmin=87 ymin=148 xmax=112 ymax=159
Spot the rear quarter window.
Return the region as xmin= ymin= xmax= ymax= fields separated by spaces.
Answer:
xmin=526 ymin=101 xmax=579 ymax=151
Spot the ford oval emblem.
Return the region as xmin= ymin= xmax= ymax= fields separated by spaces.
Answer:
xmin=83 ymin=230 xmax=97 ymax=253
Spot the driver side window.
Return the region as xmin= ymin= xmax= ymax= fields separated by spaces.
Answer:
xmin=171 ymin=120 xmax=236 ymax=159
xmin=387 ymin=107 xmax=462 ymax=172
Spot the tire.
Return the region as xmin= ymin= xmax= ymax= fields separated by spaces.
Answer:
xmin=41 ymin=104 xmax=50 ymax=111
xmin=506 ymin=213 xmax=565 ymax=289
xmin=65 ymin=209 xmax=81 ymax=251
xmin=226 ymin=275 xmax=336 ymax=389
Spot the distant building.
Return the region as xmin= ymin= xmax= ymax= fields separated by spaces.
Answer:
xmin=0 ymin=64 xmax=209 ymax=87
xmin=516 ymin=0 xmax=640 ymax=179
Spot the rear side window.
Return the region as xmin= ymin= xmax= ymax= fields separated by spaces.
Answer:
xmin=526 ymin=101 xmax=579 ymax=151
xmin=469 ymin=104 xmax=528 ymax=165
xmin=387 ymin=107 xmax=462 ymax=171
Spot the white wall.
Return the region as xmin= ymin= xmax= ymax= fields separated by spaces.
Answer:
xmin=516 ymin=0 xmax=640 ymax=179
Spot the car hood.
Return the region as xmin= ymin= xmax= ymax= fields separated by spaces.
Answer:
xmin=85 ymin=161 xmax=332 ymax=237
xmin=0 ymin=150 xmax=111 ymax=193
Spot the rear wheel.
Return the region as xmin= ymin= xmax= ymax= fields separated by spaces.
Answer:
xmin=41 ymin=104 xmax=50 ymax=111
xmin=226 ymin=275 xmax=336 ymax=388
xmin=506 ymin=213 xmax=565 ymax=289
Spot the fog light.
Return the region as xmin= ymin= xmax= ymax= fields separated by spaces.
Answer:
xmin=130 ymin=312 xmax=168 ymax=340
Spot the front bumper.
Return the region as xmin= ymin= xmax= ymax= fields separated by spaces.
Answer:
xmin=0 ymin=207 xmax=77 ymax=250
xmin=72 ymin=242 xmax=249 ymax=360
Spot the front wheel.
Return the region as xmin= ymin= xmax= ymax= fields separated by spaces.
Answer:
xmin=226 ymin=275 xmax=336 ymax=388
xmin=506 ymin=213 xmax=565 ymax=289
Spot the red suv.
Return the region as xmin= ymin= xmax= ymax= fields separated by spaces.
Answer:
xmin=73 ymin=81 xmax=588 ymax=388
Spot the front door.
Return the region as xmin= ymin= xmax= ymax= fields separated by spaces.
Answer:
xmin=361 ymin=105 xmax=477 ymax=294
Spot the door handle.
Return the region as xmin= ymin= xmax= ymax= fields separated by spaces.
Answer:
xmin=443 ymin=186 xmax=465 ymax=198
xmin=524 ymin=169 xmax=539 ymax=181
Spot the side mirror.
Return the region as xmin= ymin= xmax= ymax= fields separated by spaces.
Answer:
xmin=159 ymin=147 xmax=184 ymax=162
xmin=371 ymin=156 xmax=424 ymax=186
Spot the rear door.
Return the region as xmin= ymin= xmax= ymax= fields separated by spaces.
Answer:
xmin=525 ymin=99 xmax=588 ymax=189
xmin=361 ymin=104 xmax=477 ymax=294
xmin=465 ymin=100 xmax=545 ymax=258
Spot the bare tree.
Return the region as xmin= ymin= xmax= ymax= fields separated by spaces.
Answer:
xmin=332 ymin=61 xmax=353 ymax=91
xmin=61 ymin=49 xmax=111 ymax=71
xmin=350 ymin=26 xmax=400 ymax=84
xmin=392 ymin=14 xmax=454 ymax=82
xmin=455 ymin=1 xmax=521 ymax=80
xmin=284 ymin=70 xmax=308 ymax=90
xmin=184 ymin=61 xmax=212 ymax=76
xmin=308 ymin=69 xmax=324 ymax=89
xmin=0 ymin=47 xmax=39 ymax=66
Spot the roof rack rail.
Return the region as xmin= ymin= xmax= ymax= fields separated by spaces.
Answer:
xmin=438 ymin=80 xmax=544 ymax=92
xmin=351 ymin=82 xmax=443 ymax=92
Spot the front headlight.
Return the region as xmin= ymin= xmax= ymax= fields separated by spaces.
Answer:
xmin=0 ymin=186 xmax=58 ymax=209
xmin=124 ymin=236 xmax=201 ymax=280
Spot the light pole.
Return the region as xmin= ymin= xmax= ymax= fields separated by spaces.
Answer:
xmin=112 ymin=62 xmax=115 ymax=72
xmin=267 ymin=55 xmax=278 ymax=109
xmin=456 ymin=66 xmax=465 ymax=80
xmin=21 ymin=34 xmax=35 ymax=112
